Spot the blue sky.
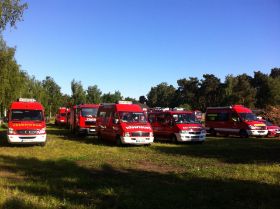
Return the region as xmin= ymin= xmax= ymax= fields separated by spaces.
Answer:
xmin=3 ymin=0 xmax=280 ymax=99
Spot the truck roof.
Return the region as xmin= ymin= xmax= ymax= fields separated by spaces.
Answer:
xmin=99 ymin=103 xmax=143 ymax=112
xmin=150 ymin=110 xmax=193 ymax=115
xmin=10 ymin=101 xmax=44 ymax=110
xmin=206 ymin=105 xmax=252 ymax=113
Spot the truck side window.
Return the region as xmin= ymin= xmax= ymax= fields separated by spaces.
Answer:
xmin=231 ymin=113 xmax=240 ymax=122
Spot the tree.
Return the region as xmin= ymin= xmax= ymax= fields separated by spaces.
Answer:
xmin=231 ymin=74 xmax=256 ymax=107
xmin=101 ymin=91 xmax=123 ymax=103
xmin=42 ymin=76 xmax=63 ymax=117
xmin=252 ymin=71 xmax=270 ymax=108
xmin=270 ymin=68 xmax=280 ymax=78
xmin=198 ymin=74 xmax=223 ymax=111
xmin=176 ymin=77 xmax=200 ymax=109
xmin=86 ymin=85 xmax=102 ymax=104
xmin=147 ymin=82 xmax=176 ymax=107
xmin=71 ymin=79 xmax=86 ymax=105
xmin=0 ymin=0 xmax=28 ymax=31
xmin=139 ymin=95 xmax=147 ymax=104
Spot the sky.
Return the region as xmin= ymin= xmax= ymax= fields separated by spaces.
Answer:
xmin=3 ymin=0 xmax=280 ymax=99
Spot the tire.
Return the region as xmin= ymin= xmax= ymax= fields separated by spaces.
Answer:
xmin=240 ymin=129 xmax=249 ymax=138
xmin=171 ymin=135 xmax=178 ymax=144
xmin=210 ymin=128 xmax=217 ymax=137
xmin=116 ymin=136 xmax=122 ymax=146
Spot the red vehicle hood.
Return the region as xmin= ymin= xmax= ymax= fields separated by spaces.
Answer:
xmin=176 ymin=123 xmax=203 ymax=131
xmin=244 ymin=121 xmax=266 ymax=127
xmin=267 ymin=125 xmax=279 ymax=130
xmin=9 ymin=121 xmax=45 ymax=130
xmin=121 ymin=123 xmax=152 ymax=132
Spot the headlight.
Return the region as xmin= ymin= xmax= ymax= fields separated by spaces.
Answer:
xmin=150 ymin=132 xmax=153 ymax=137
xmin=249 ymin=125 xmax=257 ymax=130
xmin=38 ymin=128 xmax=46 ymax=134
xmin=8 ymin=128 xmax=14 ymax=134
xmin=124 ymin=132 xmax=130 ymax=137
xmin=180 ymin=130 xmax=188 ymax=134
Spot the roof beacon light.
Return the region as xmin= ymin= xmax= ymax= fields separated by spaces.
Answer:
xmin=118 ymin=101 xmax=133 ymax=104
xmin=18 ymin=98 xmax=36 ymax=102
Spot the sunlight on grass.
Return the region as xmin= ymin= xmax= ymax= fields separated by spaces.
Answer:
xmin=0 ymin=125 xmax=279 ymax=209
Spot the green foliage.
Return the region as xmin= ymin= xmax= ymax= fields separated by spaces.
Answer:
xmin=86 ymin=85 xmax=102 ymax=104
xmin=0 ymin=0 xmax=28 ymax=31
xmin=147 ymin=82 xmax=176 ymax=107
xmin=101 ymin=90 xmax=123 ymax=103
xmin=71 ymin=79 xmax=86 ymax=105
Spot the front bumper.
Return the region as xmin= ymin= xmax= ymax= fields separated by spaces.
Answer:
xmin=175 ymin=133 xmax=206 ymax=142
xmin=7 ymin=134 xmax=47 ymax=144
xmin=79 ymin=127 xmax=98 ymax=135
xmin=121 ymin=136 xmax=154 ymax=145
xmin=247 ymin=130 xmax=268 ymax=136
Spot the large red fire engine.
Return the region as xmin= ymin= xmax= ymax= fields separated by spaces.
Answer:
xmin=69 ymin=104 xmax=100 ymax=135
xmin=148 ymin=108 xmax=206 ymax=143
xmin=55 ymin=107 xmax=68 ymax=126
xmin=205 ymin=105 xmax=268 ymax=137
xmin=7 ymin=98 xmax=47 ymax=146
xmin=96 ymin=101 xmax=154 ymax=145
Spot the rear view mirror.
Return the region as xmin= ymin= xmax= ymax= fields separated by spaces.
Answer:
xmin=3 ymin=117 xmax=8 ymax=123
xmin=114 ymin=119 xmax=119 ymax=124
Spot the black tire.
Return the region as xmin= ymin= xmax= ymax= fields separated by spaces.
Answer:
xmin=210 ymin=128 xmax=217 ymax=137
xmin=171 ymin=135 xmax=178 ymax=144
xmin=116 ymin=136 xmax=122 ymax=146
xmin=240 ymin=130 xmax=249 ymax=138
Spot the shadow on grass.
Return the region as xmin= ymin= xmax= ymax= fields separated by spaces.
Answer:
xmin=0 ymin=155 xmax=280 ymax=209
xmin=153 ymin=137 xmax=280 ymax=164
xmin=47 ymin=123 xmax=99 ymax=145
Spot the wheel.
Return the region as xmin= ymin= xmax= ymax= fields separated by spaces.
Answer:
xmin=116 ymin=136 xmax=122 ymax=146
xmin=171 ymin=135 xmax=178 ymax=144
xmin=209 ymin=128 xmax=217 ymax=137
xmin=240 ymin=130 xmax=249 ymax=138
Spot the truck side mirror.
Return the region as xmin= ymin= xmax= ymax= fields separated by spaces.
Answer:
xmin=114 ymin=119 xmax=119 ymax=124
xmin=3 ymin=117 xmax=8 ymax=123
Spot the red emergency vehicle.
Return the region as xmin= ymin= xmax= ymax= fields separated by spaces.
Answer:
xmin=148 ymin=108 xmax=206 ymax=143
xmin=55 ymin=107 xmax=68 ymax=126
xmin=205 ymin=105 xmax=268 ymax=137
xmin=7 ymin=98 xmax=47 ymax=146
xmin=69 ymin=104 xmax=99 ymax=135
xmin=96 ymin=101 xmax=154 ymax=145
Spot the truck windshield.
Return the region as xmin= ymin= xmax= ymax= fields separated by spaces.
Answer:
xmin=81 ymin=108 xmax=98 ymax=117
xmin=60 ymin=113 xmax=66 ymax=117
xmin=120 ymin=112 xmax=147 ymax=123
xmin=173 ymin=113 xmax=199 ymax=124
xmin=11 ymin=110 xmax=44 ymax=121
xmin=239 ymin=113 xmax=258 ymax=121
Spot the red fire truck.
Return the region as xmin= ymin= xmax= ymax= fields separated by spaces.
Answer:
xmin=96 ymin=101 xmax=154 ymax=145
xmin=69 ymin=104 xmax=100 ymax=135
xmin=7 ymin=98 xmax=47 ymax=146
xmin=148 ymin=108 xmax=206 ymax=143
xmin=55 ymin=107 xmax=68 ymax=126
xmin=205 ymin=105 xmax=268 ymax=137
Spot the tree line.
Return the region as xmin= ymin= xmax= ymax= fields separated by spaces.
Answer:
xmin=0 ymin=0 xmax=279 ymax=117
xmin=146 ymin=70 xmax=280 ymax=111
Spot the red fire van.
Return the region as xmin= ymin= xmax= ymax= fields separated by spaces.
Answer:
xmin=97 ymin=101 xmax=154 ymax=145
xmin=55 ymin=107 xmax=68 ymax=126
xmin=205 ymin=105 xmax=268 ymax=137
xmin=69 ymin=104 xmax=99 ymax=135
xmin=7 ymin=98 xmax=47 ymax=146
xmin=148 ymin=108 xmax=206 ymax=143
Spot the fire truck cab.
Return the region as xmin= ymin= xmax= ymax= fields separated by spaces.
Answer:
xmin=148 ymin=108 xmax=206 ymax=143
xmin=97 ymin=101 xmax=154 ymax=145
xmin=55 ymin=107 xmax=68 ymax=126
xmin=7 ymin=98 xmax=47 ymax=146
xmin=69 ymin=104 xmax=99 ymax=135
xmin=205 ymin=105 xmax=268 ymax=137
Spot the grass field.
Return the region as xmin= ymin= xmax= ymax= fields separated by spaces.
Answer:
xmin=0 ymin=124 xmax=280 ymax=209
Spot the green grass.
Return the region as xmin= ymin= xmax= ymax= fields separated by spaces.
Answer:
xmin=0 ymin=124 xmax=280 ymax=209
